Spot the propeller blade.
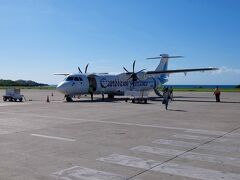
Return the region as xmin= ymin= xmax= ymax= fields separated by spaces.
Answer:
xmin=123 ymin=67 xmax=129 ymax=73
xmin=136 ymin=76 xmax=141 ymax=81
xmin=78 ymin=67 xmax=82 ymax=73
xmin=133 ymin=60 xmax=136 ymax=73
xmin=146 ymin=57 xmax=161 ymax=59
xmin=85 ymin=63 xmax=89 ymax=73
xmin=136 ymin=69 xmax=146 ymax=74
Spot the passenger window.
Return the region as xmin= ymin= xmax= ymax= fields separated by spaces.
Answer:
xmin=74 ymin=77 xmax=80 ymax=81
xmin=66 ymin=76 xmax=74 ymax=81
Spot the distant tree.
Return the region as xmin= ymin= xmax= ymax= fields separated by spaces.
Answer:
xmin=0 ymin=79 xmax=48 ymax=87
xmin=236 ymin=85 xmax=240 ymax=88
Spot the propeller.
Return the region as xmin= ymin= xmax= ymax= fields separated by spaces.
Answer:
xmin=85 ymin=63 xmax=89 ymax=73
xmin=146 ymin=54 xmax=183 ymax=59
xmin=123 ymin=60 xmax=146 ymax=86
xmin=78 ymin=64 xmax=89 ymax=74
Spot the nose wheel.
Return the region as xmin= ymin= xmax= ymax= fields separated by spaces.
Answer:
xmin=65 ymin=96 xmax=73 ymax=102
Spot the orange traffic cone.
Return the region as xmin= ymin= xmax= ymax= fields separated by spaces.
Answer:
xmin=46 ymin=95 xmax=50 ymax=103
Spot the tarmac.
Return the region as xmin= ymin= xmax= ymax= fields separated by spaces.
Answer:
xmin=0 ymin=89 xmax=239 ymax=180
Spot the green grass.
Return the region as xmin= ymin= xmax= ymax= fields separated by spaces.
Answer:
xmin=168 ymin=88 xmax=240 ymax=92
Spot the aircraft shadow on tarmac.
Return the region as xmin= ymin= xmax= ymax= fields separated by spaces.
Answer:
xmin=63 ymin=96 xmax=240 ymax=104
xmin=167 ymin=109 xmax=188 ymax=112
xmin=64 ymin=97 xmax=156 ymax=104
xmin=174 ymin=99 xmax=240 ymax=104
xmin=149 ymin=96 xmax=240 ymax=104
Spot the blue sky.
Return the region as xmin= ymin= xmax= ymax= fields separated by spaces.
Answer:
xmin=0 ymin=0 xmax=239 ymax=85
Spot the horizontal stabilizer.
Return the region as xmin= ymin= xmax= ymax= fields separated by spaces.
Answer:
xmin=147 ymin=55 xmax=183 ymax=59
xmin=54 ymin=73 xmax=70 ymax=76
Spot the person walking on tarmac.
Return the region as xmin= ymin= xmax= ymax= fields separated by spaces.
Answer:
xmin=163 ymin=87 xmax=170 ymax=110
xmin=169 ymin=86 xmax=174 ymax=101
xmin=101 ymin=87 xmax=105 ymax=101
xmin=214 ymin=86 xmax=221 ymax=102
xmin=89 ymin=85 xmax=94 ymax=101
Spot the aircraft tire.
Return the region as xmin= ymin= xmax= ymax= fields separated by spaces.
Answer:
xmin=66 ymin=96 xmax=73 ymax=102
xmin=108 ymin=94 xmax=114 ymax=99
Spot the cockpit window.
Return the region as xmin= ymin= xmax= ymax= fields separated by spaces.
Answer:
xmin=74 ymin=77 xmax=80 ymax=81
xmin=66 ymin=76 xmax=74 ymax=81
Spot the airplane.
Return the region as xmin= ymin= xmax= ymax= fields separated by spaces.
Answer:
xmin=55 ymin=54 xmax=218 ymax=102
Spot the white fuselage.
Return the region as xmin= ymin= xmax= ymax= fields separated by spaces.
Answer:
xmin=56 ymin=73 xmax=159 ymax=97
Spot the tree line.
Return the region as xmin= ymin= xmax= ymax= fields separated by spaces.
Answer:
xmin=0 ymin=79 xmax=48 ymax=87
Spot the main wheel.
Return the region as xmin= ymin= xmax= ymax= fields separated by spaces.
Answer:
xmin=66 ymin=96 xmax=73 ymax=102
xmin=19 ymin=98 xmax=23 ymax=102
xmin=3 ymin=97 xmax=7 ymax=102
xmin=108 ymin=94 xmax=114 ymax=99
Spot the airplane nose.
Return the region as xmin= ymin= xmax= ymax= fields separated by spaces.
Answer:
xmin=56 ymin=82 xmax=69 ymax=94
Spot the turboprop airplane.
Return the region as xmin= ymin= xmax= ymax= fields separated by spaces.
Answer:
xmin=56 ymin=54 xmax=218 ymax=102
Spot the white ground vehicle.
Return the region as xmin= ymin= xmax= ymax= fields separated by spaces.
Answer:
xmin=3 ymin=88 xmax=24 ymax=102
xmin=124 ymin=90 xmax=148 ymax=104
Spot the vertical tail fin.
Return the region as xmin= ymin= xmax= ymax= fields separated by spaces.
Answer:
xmin=155 ymin=54 xmax=169 ymax=81
xmin=147 ymin=54 xmax=183 ymax=84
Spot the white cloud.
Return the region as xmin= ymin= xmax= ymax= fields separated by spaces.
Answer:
xmin=212 ymin=66 xmax=240 ymax=75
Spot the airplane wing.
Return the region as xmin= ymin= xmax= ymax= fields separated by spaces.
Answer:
xmin=54 ymin=73 xmax=70 ymax=76
xmin=146 ymin=68 xmax=218 ymax=75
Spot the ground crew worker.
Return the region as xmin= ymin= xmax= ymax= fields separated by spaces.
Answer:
xmin=163 ymin=87 xmax=170 ymax=110
xmin=89 ymin=85 xmax=94 ymax=101
xmin=169 ymin=86 xmax=173 ymax=101
xmin=101 ymin=87 xmax=105 ymax=101
xmin=214 ymin=86 xmax=221 ymax=102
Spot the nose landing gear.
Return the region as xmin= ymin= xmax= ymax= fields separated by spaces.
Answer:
xmin=65 ymin=95 xmax=73 ymax=102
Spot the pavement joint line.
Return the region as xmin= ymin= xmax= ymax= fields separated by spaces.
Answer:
xmin=31 ymin=134 xmax=76 ymax=142
xmin=126 ymin=126 xmax=240 ymax=180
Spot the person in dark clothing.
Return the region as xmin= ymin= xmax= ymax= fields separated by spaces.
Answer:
xmin=214 ymin=86 xmax=221 ymax=102
xmin=169 ymin=86 xmax=173 ymax=101
xmin=101 ymin=87 xmax=105 ymax=101
xmin=89 ymin=85 xmax=94 ymax=101
xmin=162 ymin=87 xmax=169 ymax=110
